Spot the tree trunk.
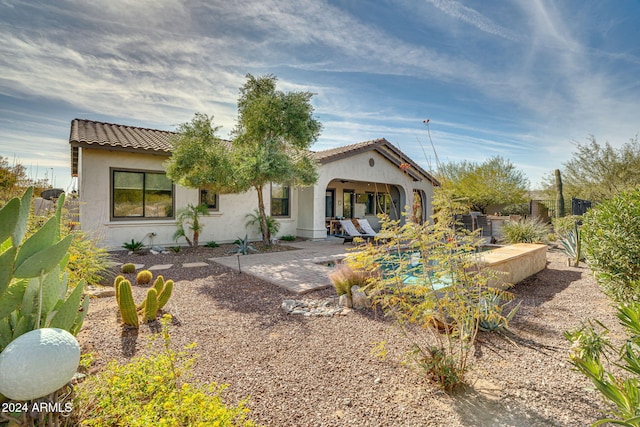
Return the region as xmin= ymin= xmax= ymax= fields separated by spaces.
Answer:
xmin=255 ymin=185 xmax=271 ymax=245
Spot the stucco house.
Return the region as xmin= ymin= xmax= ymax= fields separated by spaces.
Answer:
xmin=69 ymin=119 xmax=439 ymax=249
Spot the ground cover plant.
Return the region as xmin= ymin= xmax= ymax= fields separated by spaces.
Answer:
xmin=72 ymin=315 xmax=258 ymax=426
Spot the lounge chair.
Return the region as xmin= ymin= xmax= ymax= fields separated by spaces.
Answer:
xmin=338 ymin=219 xmax=375 ymax=244
xmin=357 ymin=219 xmax=379 ymax=237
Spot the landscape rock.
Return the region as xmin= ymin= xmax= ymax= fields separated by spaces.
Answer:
xmin=338 ymin=294 xmax=352 ymax=308
xmin=85 ymin=286 xmax=115 ymax=298
xmin=281 ymin=297 xmax=347 ymax=317
xmin=351 ymin=286 xmax=371 ymax=309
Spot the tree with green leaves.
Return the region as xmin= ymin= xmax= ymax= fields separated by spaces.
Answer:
xmin=557 ymin=135 xmax=640 ymax=203
xmin=437 ymin=156 xmax=529 ymax=213
xmin=0 ymin=156 xmax=50 ymax=206
xmin=165 ymin=74 xmax=322 ymax=245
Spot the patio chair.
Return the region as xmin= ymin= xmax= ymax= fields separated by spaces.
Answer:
xmin=357 ymin=219 xmax=379 ymax=237
xmin=338 ymin=219 xmax=375 ymax=244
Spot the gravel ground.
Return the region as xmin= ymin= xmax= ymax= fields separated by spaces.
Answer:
xmin=79 ymin=247 xmax=618 ymax=426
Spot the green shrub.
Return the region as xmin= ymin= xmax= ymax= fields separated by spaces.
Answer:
xmin=121 ymin=263 xmax=136 ymax=274
xmin=328 ymin=264 xmax=368 ymax=298
xmin=581 ymin=189 xmax=640 ymax=302
xmin=67 ymin=230 xmax=111 ymax=287
xmin=72 ymin=316 xmax=258 ymax=426
xmin=279 ymin=235 xmax=296 ymax=241
xmin=500 ymin=218 xmax=551 ymax=244
xmin=205 ymin=241 xmax=219 ymax=248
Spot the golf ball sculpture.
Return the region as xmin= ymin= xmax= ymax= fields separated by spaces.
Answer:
xmin=0 ymin=328 xmax=80 ymax=401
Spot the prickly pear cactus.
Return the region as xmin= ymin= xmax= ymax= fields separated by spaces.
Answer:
xmin=0 ymin=187 xmax=89 ymax=352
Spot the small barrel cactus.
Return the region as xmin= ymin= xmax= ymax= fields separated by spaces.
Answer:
xmin=117 ymin=280 xmax=139 ymax=328
xmin=136 ymin=269 xmax=153 ymax=285
xmin=121 ymin=263 xmax=136 ymax=274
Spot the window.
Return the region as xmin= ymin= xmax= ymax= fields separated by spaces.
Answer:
xmin=325 ymin=189 xmax=335 ymax=218
xmin=112 ymin=170 xmax=173 ymax=219
xmin=200 ymin=189 xmax=218 ymax=211
xmin=271 ymin=183 xmax=290 ymax=217
xmin=357 ymin=192 xmax=375 ymax=215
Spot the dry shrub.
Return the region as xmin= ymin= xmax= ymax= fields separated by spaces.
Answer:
xmin=329 ymin=264 xmax=369 ymax=297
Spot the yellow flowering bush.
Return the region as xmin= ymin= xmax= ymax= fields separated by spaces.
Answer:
xmin=72 ymin=316 xmax=258 ymax=426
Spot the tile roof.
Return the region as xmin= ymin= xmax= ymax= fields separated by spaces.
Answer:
xmin=69 ymin=119 xmax=438 ymax=185
xmin=69 ymin=118 xmax=176 ymax=153
xmin=313 ymin=139 xmax=386 ymax=162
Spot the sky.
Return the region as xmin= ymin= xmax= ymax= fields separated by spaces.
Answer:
xmin=1 ymin=0 xmax=640 ymax=193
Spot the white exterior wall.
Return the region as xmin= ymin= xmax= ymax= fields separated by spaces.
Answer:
xmin=297 ymin=150 xmax=435 ymax=239
xmin=78 ymin=148 xmax=298 ymax=249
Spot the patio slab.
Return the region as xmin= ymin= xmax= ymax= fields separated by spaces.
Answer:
xmin=182 ymin=261 xmax=210 ymax=268
xmin=148 ymin=263 xmax=174 ymax=271
xmin=210 ymin=237 xmax=350 ymax=294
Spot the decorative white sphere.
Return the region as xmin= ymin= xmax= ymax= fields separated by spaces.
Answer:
xmin=0 ymin=328 xmax=80 ymax=401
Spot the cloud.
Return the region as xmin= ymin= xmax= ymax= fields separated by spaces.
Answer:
xmin=425 ymin=0 xmax=521 ymax=41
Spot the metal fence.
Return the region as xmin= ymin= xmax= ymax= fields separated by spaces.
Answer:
xmin=529 ymin=197 xmax=592 ymax=220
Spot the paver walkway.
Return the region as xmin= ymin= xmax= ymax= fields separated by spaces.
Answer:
xmin=137 ymin=238 xmax=351 ymax=295
xmin=210 ymin=238 xmax=350 ymax=294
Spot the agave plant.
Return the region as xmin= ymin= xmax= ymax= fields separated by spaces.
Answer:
xmin=559 ymin=221 xmax=583 ymax=267
xmin=229 ymin=234 xmax=258 ymax=255
xmin=477 ymin=292 xmax=521 ymax=333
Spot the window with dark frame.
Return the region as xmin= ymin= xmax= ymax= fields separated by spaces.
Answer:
xmin=357 ymin=192 xmax=375 ymax=215
xmin=199 ymin=189 xmax=218 ymax=211
xmin=271 ymin=183 xmax=290 ymax=217
xmin=112 ymin=170 xmax=173 ymax=219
